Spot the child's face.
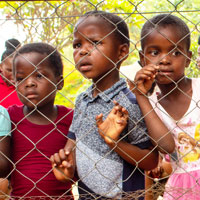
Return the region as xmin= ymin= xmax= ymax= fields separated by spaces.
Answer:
xmin=13 ymin=52 xmax=60 ymax=109
xmin=0 ymin=57 xmax=14 ymax=86
xmin=140 ymin=26 xmax=192 ymax=84
xmin=196 ymin=46 xmax=200 ymax=69
xmin=73 ymin=16 xmax=122 ymax=83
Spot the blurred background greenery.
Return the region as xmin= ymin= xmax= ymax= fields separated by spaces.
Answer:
xmin=0 ymin=0 xmax=199 ymax=108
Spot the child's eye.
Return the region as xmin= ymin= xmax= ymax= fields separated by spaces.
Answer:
xmin=73 ymin=43 xmax=81 ymax=49
xmin=6 ymin=68 xmax=12 ymax=73
xmin=37 ymin=74 xmax=43 ymax=79
xmin=172 ymin=51 xmax=181 ymax=56
xmin=16 ymin=77 xmax=23 ymax=82
xmin=150 ymin=50 xmax=159 ymax=56
xmin=92 ymin=40 xmax=101 ymax=46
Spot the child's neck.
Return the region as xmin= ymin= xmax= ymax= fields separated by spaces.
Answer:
xmin=23 ymin=105 xmax=57 ymax=125
xmin=157 ymin=77 xmax=191 ymax=99
xmin=156 ymin=77 xmax=192 ymax=121
xmin=92 ymin=74 xmax=120 ymax=97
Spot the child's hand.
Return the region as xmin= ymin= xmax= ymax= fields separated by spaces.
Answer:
xmin=147 ymin=165 xmax=164 ymax=179
xmin=96 ymin=101 xmax=128 ymax=145
xmin=147 ymin=156 xmax=172 ymax=179
xmin=128 ymin=64 xmax=159 ymax=95
xmin=50 ymin=146 xmax=75 ymax=182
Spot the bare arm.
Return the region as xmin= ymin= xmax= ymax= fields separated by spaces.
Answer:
xmin=129 ymin=64 xmax=175 ymax=154
xmin=136 ymin=94 xmax=175 ymax=154
xmin=107 ymin=140 xmax=158 ymax=170
xmin=0 ymin=136 xmax=11 ymax=177
xmin=96 ymin=102 xmax=158 ymax=170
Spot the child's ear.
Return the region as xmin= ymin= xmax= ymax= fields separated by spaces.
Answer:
xmin=185 ymin=50 xmax=192 ymax=68
xmin=0 ymin=63 xmax=2 ymax=71
xmin=56 ymin=75 xmax=64 ymax=90
xmin=139 ymin=50 xmax=145 ymax=67
xmin=118 ymin=43 xmax=129 ymax=62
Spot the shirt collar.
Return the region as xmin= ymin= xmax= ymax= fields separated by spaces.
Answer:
xmin=83 ymin=78 xmax=127 ymax=102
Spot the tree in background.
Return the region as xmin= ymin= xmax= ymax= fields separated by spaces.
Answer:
xmin=0 ymin=0 xmax=199 ymax=108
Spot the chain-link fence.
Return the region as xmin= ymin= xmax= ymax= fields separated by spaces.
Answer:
xmin=0 ymin=1 xmax=200 ymax=200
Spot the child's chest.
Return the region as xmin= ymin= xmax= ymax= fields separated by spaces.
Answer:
xmin=159 ymin=92 xmax=192 ymax=121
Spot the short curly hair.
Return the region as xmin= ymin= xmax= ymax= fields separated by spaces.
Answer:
xmin=77 ymin=10 xmax=130 ymax=47
xmin=1 ymin=38 xmax=21 ymax=62
xmin=141 ymin=14 xmax=190 ymax=51
xmin=13 ymin=42 xmax=63 ymax=77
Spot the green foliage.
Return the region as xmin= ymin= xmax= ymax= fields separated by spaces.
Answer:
xmin=1 ymin=0 xmax=200 ymax=108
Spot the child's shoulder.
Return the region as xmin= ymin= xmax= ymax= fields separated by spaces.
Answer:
xmin=0 ymin=105 xmax=8 ymax=112
xmin=56 ymin=105 xmax=73 ymax=121
xmin=119 ymin=87 xmax=137 ymax=105
xmin=0 ymin=105 xmax=10 ymax=118
xmin=57 ymin=105 xmax=73 ymax=115
xmin=191 ymin=77 xmax=200 ymax=84
xmin=7 ymin=104 xmax=23 ymax=113
xmin=7 ymin=104 xmax=24 ymax=121
xmin=191 ymin=78 xmax=200 ymax=92
xmin=57 ymin=104 xmax=73 ymax=111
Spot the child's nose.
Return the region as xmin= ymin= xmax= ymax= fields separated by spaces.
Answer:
xmin=159 ymin=54 xmax=171 ymax=65
xmin=25 ymin=77 xmax=36 ymax=87
xmin=80 ymin=44 xmax=91 ymax=56
xmin=80 ymin=48 xmax=89 ymax=56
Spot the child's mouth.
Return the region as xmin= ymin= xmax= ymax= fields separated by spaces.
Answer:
xmin=78 ymin=63 xmax=92 ymax=72
xmin=26 ymin=93 xmax=38 ymax=100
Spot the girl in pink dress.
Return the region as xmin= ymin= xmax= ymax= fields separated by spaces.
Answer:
xmin=131 ymin=14 xmax=200 ymax=199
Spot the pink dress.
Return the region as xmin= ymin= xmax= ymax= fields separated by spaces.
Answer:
xmin=150 ymin=78 xmax=200 ymax=200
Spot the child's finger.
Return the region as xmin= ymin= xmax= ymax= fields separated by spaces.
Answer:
xmin=137 ymin=69 xmax=156 ymax=79
xmin=122 ymin=108 xmax=129 ymax=121
xmin=50 ymin=155 xmax=55 ymax=165
xmin=113 ymin=101 xmax=121 ymax=114
xmin=135 ymin=65 xmax=158 ymax=79
xmin=96 ymin=113 xmax=103 ymax=126
xmin=143 ymin=64 xmax=159 ymax=71
xmin=113 ymin=100 xmax=119 ymax=106
xmin=62 ymin=160 xmax=72 ymax=168
xmin=50 ymin=152 xmax=62 ymax=166
xmin=59 ymin=149 xmax=67 ymax=161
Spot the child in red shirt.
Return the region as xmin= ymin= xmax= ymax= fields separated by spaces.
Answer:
xmin=1 ymin=42 xmax=74 ymax=199
xmin=0 ymin=38 xmax=22 ymax=108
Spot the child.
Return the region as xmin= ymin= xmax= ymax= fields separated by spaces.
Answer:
xmin=50 ymin=11 xmax=174 ymax=199
xmin=0 ymin=43 xmax=74 ymax=199
xmin=133 ymin=14 xmax=200 ymax=200
xmin=0 ymin=105 xmax=11 ymax=199
xmin=197 ymin=36 xmax=200 ymax=69
xmin=0 ymin=38 xmax=22 ymax=199
xmin=0 ymin=38 xmax=22 ymax=108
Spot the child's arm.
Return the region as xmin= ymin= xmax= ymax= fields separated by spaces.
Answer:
xmin=145 ymin=154 xmax=172 ymax=200
xmin=0 ymin=136 xmax=11 ymax=177
xmin=96 ymin=101 xmax=158 ymax=170
xmin=147 ymin=154 xmax=172 ymax=179
xmin=129 ymin=64 xmax=175 ymax=154
xmin=50 ymin=139 xmax=76 ymax=182
xmin=0 ymin=107 xmax=12 ymax=177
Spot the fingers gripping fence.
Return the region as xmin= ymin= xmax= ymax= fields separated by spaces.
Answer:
xmin=0 ymin=1 xmax=199 ymax=200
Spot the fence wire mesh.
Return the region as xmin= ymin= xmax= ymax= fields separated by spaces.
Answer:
xmin=0 ymin=0 xmax=200 ymax=200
